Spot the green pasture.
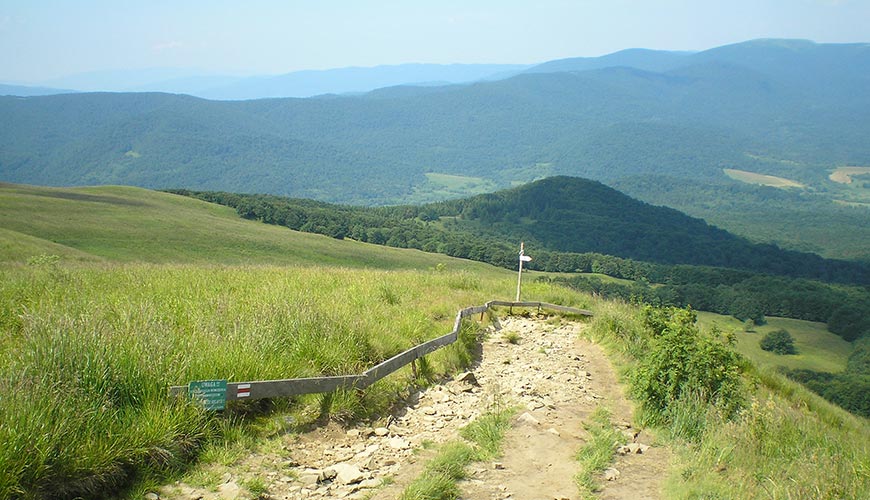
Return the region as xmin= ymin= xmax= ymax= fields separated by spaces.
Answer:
xmin=697 ymin=311 xmax=853 ymax=374
xmin=0 ymin=183 xmax=493 ymax=272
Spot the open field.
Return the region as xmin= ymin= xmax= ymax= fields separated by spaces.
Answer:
xmin=829 ymin=166 xmax=870 ymax=184
xmin=399 ymin=172 xmax=501 ymax=204
xmin=697 ymin=311 xmax=853 ymax=374
xmin=723 ymin=168 xmax=805 ymax=188
xmin=0 ymin=183 xmax=493 ymax=271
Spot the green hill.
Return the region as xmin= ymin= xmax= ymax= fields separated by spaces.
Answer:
xmin=432 ymin=176 xmax=870 ymax=282
xmin=0 ymin=183 xmax=486 ymax=271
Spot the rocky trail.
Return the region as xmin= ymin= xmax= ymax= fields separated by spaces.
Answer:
xmin=157 ymin=315 xmax=669 ymax=500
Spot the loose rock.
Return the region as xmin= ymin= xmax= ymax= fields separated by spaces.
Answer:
xmin=604 ymin=468 xmax=621 ymax=481
xmin=517 ymin=412 xmax=541 ymax=426
xmin=327 ymin=463 xmax=365 ymax=485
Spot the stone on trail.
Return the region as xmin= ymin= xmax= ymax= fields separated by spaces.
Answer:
xmin=318 ymin=467 xmax=338 ymax=482
xmin=388 ymin=437 xmax=411 ymax=450
xmin=455 ymin=371 xmax=479 ymax=386
xmin=373 ymin=427 xmax=389 ymax=436
xmin=217 ymin=481 xmax=241 ymax=499
xmin=517 ymin=412 xmax=541 ymax=426
xmin=604 ymin=467 xmax=621 ymax=481
xmin=617 ymin=442 xmax=650 ymax=455
xmin=327 ymin=462 xmax=366 ymax=485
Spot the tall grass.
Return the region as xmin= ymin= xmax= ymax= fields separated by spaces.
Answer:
xmin=588 ymin=299 xmax=870 ymax=499
xmin=0 ymin=263 xmax=535 ymax=498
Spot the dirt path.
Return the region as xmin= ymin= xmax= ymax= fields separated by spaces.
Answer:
xmin=157 ymin=315 xmax=669 ymax=500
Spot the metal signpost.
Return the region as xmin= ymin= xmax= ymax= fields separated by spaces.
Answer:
xmin=516 ymin=242 xmax=532 ymax=301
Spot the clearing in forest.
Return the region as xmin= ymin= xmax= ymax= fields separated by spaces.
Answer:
xmin=829 ymin=166 xmax=870 ymax=184
xmin=723 ymin=168 xmax=804 ymax=188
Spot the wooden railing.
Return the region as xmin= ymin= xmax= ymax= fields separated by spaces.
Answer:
xmin=168 ymin=301 xmax=592 ymax=402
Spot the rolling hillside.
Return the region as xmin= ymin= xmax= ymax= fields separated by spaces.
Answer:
xmin=0 ymin=182 xmax=487 ymax=271
xmin=2 ymin=39 xmax=869 ymax=260
xmin=2 ymin=181 xmax=869 ymax=499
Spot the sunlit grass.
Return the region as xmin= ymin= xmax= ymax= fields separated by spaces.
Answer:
xmin=588 ymin=299 xmax=870 ymax=499
xmin=574 ymin=407 xmax=626 ymax=499
xmin=0 ymin=262 xmax=533 ymax=498
xmin=697 ymin=311 xmax=853 ymax=373
xmin=0 ymin=183 xmax=498 ymax=272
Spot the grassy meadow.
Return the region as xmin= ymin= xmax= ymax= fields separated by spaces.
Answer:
xmin=2 ymin=261 xmax=577 ymax=498
xmin=698 ymin=311 xmax=853 ymax=374
xmin=2 ymin=182 xmax=868 ymax=499
xmin=723 ymin=168 xmax=805 ymax=188
xmin=0 ymin=183 xmax=490 ymax=270
xmin=0 ymin=183 xmax=592 ymax=497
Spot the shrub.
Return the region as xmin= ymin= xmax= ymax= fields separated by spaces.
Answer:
xmin=631 ymin=307 xmax=744 ymax=428
xmin=760 ymin=329 xmax=797 ymax=355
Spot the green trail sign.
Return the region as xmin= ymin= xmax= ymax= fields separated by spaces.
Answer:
xmin=188 ymin=379 xmax=227 ymax=410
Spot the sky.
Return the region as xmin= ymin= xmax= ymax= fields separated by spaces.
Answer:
xmin=1 ymin=0 xmax=868 ymax=83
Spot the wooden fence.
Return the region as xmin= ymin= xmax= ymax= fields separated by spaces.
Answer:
xmin=168 ymin=301 xmax=592 ymax=402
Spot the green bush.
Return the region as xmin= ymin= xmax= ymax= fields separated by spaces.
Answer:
xmin=631 ymin=307 xmax=744 ymax=429
xmin=760 ymin=329 xmax=797 ymax=355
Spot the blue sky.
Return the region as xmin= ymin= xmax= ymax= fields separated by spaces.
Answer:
xmin=1 ymin=0 xmax=868 ymax=82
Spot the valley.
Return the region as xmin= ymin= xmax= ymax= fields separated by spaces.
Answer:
xmin=722 ymin=168 xmax=804 ymax=189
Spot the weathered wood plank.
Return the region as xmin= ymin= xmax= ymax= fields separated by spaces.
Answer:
xmin=415 ymin=331 xmax=456 ymax=357
xmin=167 ymin=300 xmax=592 ymax=401
xmin=362 ymin=348 xmax=419 ymax=386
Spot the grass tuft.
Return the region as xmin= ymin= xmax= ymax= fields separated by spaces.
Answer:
xmin=401 ymin=403 xmax=514 ymax=500
xmin=574 ymin=407 xmax=626 ymax=498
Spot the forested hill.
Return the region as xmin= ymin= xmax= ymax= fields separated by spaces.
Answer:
xmin=431 ymin=177 xmax=869 ymax=283
xmin=1 ymin=39 xmax=869 ymax=206
xmin=174 ymin=176 xmax=870 ymax=286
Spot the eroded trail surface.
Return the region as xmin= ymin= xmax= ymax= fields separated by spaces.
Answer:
xmin=159 ymin=316 xmax=668 ymax=500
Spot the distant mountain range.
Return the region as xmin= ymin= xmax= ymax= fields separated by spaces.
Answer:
xmin=5 ymin=63 xmax=530 ymax=100
xmin=0 ymin=84 xmax=77 ymax=97
xmin=1 ymin=38 xmax=869 ymax=259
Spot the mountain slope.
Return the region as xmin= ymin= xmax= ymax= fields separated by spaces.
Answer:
xmin=0 ymin=183 xmax=484 ymax=271
xmin=524 ymin=47 xmax=691 ymax=74
xmin=0 ymin=84 xmax=76 ymax=97
xmin=197 ymin=63 xmax=530 ymax=99
xmin=433 ymin=176 xmax=869 ymax=281
xmin=27 ymin=63 xmax=528 ymax=99
xmin=3 ymin=39 xmax=866 ymax=198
